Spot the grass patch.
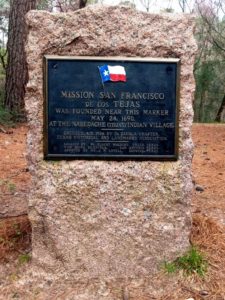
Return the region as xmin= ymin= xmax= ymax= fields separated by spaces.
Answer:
xmin=0 ymin=179 xmax=16 ymax=194
xmin=18 ymin=253 xmax=31 ymax=265
xmin=164 ymin=261 xmax=177 ymax=274
xmin=164 ymin=246 xmax=208 ymax=277
xmin=7 ymin=182 xmax=16 ymax=193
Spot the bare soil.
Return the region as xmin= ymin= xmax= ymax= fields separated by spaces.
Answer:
xmin=0 ymin=124 xmax=30 ymax=219
xmin=192 ymin=124 xmax=225 ymax=225
xmin=0 ymin=123 xmax=225 ymax=299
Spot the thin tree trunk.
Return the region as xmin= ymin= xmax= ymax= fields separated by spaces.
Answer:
xmin=4 ymin=0 xmax=36 ymax=117
xmin=215 ymin=94 xmax=225 ymax=122
xmin=198 ymin=90 xmax=206 ymax=122
xmin=79 ymin=0 xmax=87 ymax=9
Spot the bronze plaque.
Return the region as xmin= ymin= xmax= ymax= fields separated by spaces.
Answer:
xmin=44 ymin=56 xmax=180 ymax=160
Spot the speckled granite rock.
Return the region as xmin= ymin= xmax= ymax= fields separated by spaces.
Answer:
xmin=25 ymin=4 xmax=197 ymax=293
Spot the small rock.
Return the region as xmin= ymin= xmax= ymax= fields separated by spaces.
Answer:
xmin=121 ymin=208 xmax=132 ymax=216
xmin=46 ymin=280 xmax=52 ymax=286
xmin=199 ymin=290 xmax=209 ymax=296
xmin=194 ymin=208 xmax=201 ymax=213
xmin=195 ymin=185 xmax=204 ymax=192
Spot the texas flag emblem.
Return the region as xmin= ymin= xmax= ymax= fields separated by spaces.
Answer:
xmin=98 ymin=65 xmax=126 ymax=83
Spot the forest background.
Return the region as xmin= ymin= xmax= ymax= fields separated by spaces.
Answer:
xmin=0 ymin=0 xmax=225 ymax=125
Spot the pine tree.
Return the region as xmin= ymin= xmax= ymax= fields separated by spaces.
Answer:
xmin=4 ymin=0 xmax=36 ymax=118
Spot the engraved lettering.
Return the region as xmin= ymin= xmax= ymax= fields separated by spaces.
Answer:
xmin=99 ymin=92 xmax=116 ymax=99
xmin=121 ymin=116 xmax=135 ymax=121
xmin=113 ymin=101 xmax=140 ymax=108
xmin=72 ymin=108 xmax=102 ymax=114
xmin=55 ymin=108 xmax=71 ymax=114
xmin=148 ymin=122 xmax=175 ymax=128
xmin=46 ymin=59 xmax=178 ymax=158
xmin=120 ymin=92 xmax=165 ymax=100
xmin=105 ymin=109 xmax=122 ymax=115
xmin=61 ymin=91 xmax=94 ymax=99
xmin=109 ymin=116 xmax=119 ymax=121
xmin=143 ymin=110 xmax=169 ymax=116
xmin=91 ymin=115 xmax=105 ymax=121
xmin=97 ymin=101 xmax=109 ymax=108
xmin=125 ymin=109 xmax=139 ymax=115
xmin=85 ymin=101 xmax=94 ymax=107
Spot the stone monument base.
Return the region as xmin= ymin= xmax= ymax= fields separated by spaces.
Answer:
xmin=25 ymin=5 xmax=196 ymax=290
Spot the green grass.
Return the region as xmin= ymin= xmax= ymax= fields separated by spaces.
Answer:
xmin=7 ymin=182 xmax=16 ymax=193
xmin=164 ymin=261 xmax=177 ymax=274
xmin=164 ymin=246 xmax=208 ymax=277
xmin=13 ymin=223 xmax=22 ymax=237
xmin=18 ymin=253 xmax=31 ymax=265
xmin=0 ymin=179 xmax=16 ymax=193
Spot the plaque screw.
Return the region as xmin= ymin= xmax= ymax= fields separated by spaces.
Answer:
xmin=166 ymin=66 xmax=173 ymax=74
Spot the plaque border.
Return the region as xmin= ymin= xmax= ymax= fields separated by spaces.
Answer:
xmin=43 ymin=56 xmax=180 ymax=161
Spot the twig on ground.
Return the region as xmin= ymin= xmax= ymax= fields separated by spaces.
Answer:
xmin=0 ymin=126 xmax=7 ymax=133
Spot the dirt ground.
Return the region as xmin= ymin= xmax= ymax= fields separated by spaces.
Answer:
xmin=192 ymin=124 xmax=225 ymax=225
xmin=0 ymin=124 xmax=30 ymax=219
xmin=0 ymin=123 xmax=225 ymax=299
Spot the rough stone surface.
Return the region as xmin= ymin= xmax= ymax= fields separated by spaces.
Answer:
xmin=25 ymin=5 xmax=197 ymax=294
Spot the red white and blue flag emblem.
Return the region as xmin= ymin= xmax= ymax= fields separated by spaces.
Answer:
xmin=98 ymin=65 xmax=126 ymax=82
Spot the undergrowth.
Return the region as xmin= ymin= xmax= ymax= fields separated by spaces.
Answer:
xmin=18 ymin=253 xmax=31 ymax=265
xmin=0 ymin=77 xmax=14 ymax=127
xmin=0 ymin=216 xmax=31 ymax=260
xmin=164 ymin=246 xmax=208 ymax=277
xmin=0 ymin=104 xmax=14 ymax=127
xmin=0 ymin=179 xmax=16 ymax=194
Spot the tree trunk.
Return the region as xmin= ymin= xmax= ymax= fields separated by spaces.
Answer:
xmin=215 ymin=94 xmax=225 ymax=122
xmin=4 ymin=0 xmax=36 ymax=117
xmin=197 ymin=90 xmax=206 ymax=122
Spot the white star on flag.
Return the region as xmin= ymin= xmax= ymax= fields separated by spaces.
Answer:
xmin=98 ymin=65 xmax=127 ymax=82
